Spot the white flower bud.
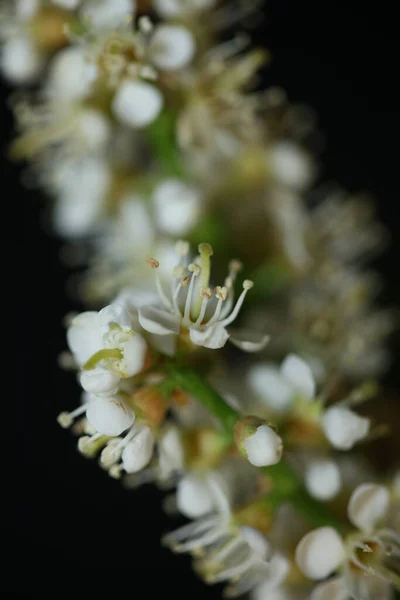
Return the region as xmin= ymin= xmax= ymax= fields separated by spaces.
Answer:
xmin=243 ymin=424 xmax=283 ymax=467
xmin=122 ymin=426 xmax=155 ymax=473
xmin=295 ymin=527 xmax=345 ymax=580
xmin=80 ymin=0 xmax=134 ymax=30
xmin=347 ymin=483 xmax=389 ymax=532
xmin=46 ymin=47 xmax=96 ymax=101
xmin=305 ymin=460 xmax=342 ymax=501
xmin=86 ymin=396 xmax=135 ymax=436
xmin=154 ymin=0 xmax=215 ymax=17
xmin=322 ymin=406 xmax=370 ymax=450
xmin=51 ymin=0 xmax=80 ymax=8
xmin=158 ymin=425 xmax=184 ymax=479
xmin=176 ymin=473 xmax=215 ymax=518
xmin=112 ymin=80 xmax=163 ymax=128
xmin=0 ymin=37 xmax=43 ymax=84
xmin=67 ymin=311 xmax=103 ymax=365
xmin=80 ymin=367 xmax=120 ymax=396
xmin=152 ymin=179 xmax=201 ymax=235
xmin=150 ymin=25 xmax=195 ymax=71
xmin=310 ymin=577 xmax=348 ymax=600
xmin=280 ymin=354 xmax=316 ymax=400
xmin=79 ymin=109 xmax=111 ymax=152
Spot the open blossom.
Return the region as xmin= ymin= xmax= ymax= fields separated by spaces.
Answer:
xmin=67 ymin=303 xmax=147 ymax=395
xmin=137 ymin=241 xmax=270 ymax=351
xmin=296 ymin=483 xmax=399 ymax=599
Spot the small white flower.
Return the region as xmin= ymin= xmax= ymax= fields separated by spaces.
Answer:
xmin=67 ymin=303 xmax=147 ymax=395
xmin=0 ymin=36 xmax=43 ymax=83
xmin=248 ymin=354 xmax=315 ymax=413
xmin=112 ymin=80 xmax=163 ymax=128
xmin=305 ymin=460 xmax=342 ymax=501
xmin=322 ymin=406 xmax=370 ymax=450
xmin=121 ymin=426 xmax=155 ymax=473
xmin=243 ymin=425 xmax=283 ymax=467
xmin=149 ymin=25 xmax=196 ymax=71
xmin=86 ymin=396 xmax=135 ymax=436
xmin=347 ymin=483 xmax=390 ymax=532
xmin=295 ymin=527 xmax=346 ymax=580
xmin=152 ymin=179 xmax=202 ymax=235
xmin=138 ymin=242 xmax=269 ymax=351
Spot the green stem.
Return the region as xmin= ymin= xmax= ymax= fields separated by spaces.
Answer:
xmin=164 ymin=365 xmax=343 ymax=531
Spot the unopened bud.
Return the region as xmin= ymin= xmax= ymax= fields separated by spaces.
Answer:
xmin=234 ymin=417 xmax=283 ymax=467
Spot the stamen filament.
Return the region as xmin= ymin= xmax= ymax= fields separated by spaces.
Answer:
xmin=220 ymin=281 xmax=254 ymax=327
xmin=192 ymin=244 xmax=213 ymax=318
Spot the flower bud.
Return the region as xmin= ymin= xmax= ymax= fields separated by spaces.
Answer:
xmin=234 ymin=417 xmax=283 ymax=467
xmin=295 ymin=527 xmax=345 ymax=580
xmin=86 ymin=396 xmax=135 ymax=436
xmin=176 ymin=473 xmax=215 ymax=518
xmin=112 ymin=80 xmax=163 ymax=128
xmin=305 ymin=459 xmax=342 ymax=501
xmin=122 ymin=426 xmax=155 ymax=474
xmin=347 ymin=483 xmax=389 ymax=532
xmin=321 ymin=406 xmax=370 ymax=450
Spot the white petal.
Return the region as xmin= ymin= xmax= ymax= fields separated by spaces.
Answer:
xmin=228 ymin=330 xmax=270 ymax=353
xmin=1 ymin=37 xmax=43 ymax=84
xmin=122 ymin=426 xmax=155 ymax=474
xmin=152 ymin=179 xmax=201 ymax=235
xmin=240 ymin=526 xmax=271 ymax=562
xmin=150 ymin=25 xmax=196 ymax=71
xmin=269 ymin=141 xmax=313 ymax=191
xmin=112 ymin=80 xmax=163 ymax=128
xmin=176 ymin=473 xmax=215 ymax=518
xmin=138 ymin=306 xmax=180 ymax=335
xmin=310 ymin=577 xmax=348 ymax=600
xmin=86 ymin=396 xmax=135 ymax=436
xmin=51 ymin=0 xmax=80 ymax=9
xmin=120 ymin=334 xmax=147 ymax=376
xmin=305 ymin=460 xmax=342 ymax=501
xmin=322 ymin=407 xmax=370 ymax=450
xmin=98 ymin=304 xmax=132 ymax=332
xmin=67 ymin=311 xmax=103 ymax=365
xmin=347 ymin=483 xmax=390 ymax=532
xmin=158 ymin=425 xmax=184 ymax=479
xmin=189 ymin=324 xmax=230 ymax=349
xmin=114 ymin=286 xmax=159 ymax=313
xmin=243 ymin=425 xmax=283 ymax=467
xmin=295 ymin=527 xmax=345 ymax=580
xmin=253 ymin=554 xmax=290 ymax=597
xmin=247 ymin=364 xmax=294 ymax=413
xmin=280 ymin=354 xmax=316 ymax=400
xmin=80 ymin=367 xmax=120 ymax=396
xmin=46 ymin=47 xmax=96 ymax=101
xmin=80 ymin=0 xmax=134 ymax=30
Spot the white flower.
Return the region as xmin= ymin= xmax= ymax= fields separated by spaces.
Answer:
xmin=295 ymin=527 xmax=346 ymax=580
xmin=67 ymin=304 xmax=147 ymax=395
xmin=149 ymin=25 xmax=196 ymax=71
xmin=0 ymin=36 xmax=43 ymax=83
xmin=138 ymin=242 xmax=269 ymax=351
xmin=248 ymin=354 xmax=316 ymax=413
xmin=243 ymin=425 xmax=283 ymax=467
xmin=163 ymin=473 xmax=278 ymax=597
xmin=296 ymin=483 xmax=399 ymax=598
xmin=45 ymin=47 xmax=97 ymax=101
xmin=321 ymin=406 xmax=370 ymax=450
xmin=305 ymin=460 xmax=342 ymax=501
xmin=80 ymin=0 xmax=134 ymax=30
xmin=268 ymin=141 xmax=314 ymax=191
xmin=112 ymin=80 xmax=163 ymax=128
xmin=121 ymin=426 xmax=155 ymax=473
xmin=152 ymin=179 xmax=202 ymax=235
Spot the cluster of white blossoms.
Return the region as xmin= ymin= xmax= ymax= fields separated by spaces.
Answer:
xmin=3 ymin=1 xmax=399 ymax=599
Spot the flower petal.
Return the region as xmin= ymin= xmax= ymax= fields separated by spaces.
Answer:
xmin=99 ymin=303 xmax=132 ymax=332
xmin=86 ymin=396 xmax=135 ymax=437
xmin=322 ymin=407 xmax=370 ymax=450
xmin=80 ymin=367 xmax=120 ymax=396
xmin=280 ymin=354 xmax=316 ymax=399
xmin=295 ymin=527 xmax=345 ymax=580
xmin=138 ymin=306 xmax=181 ymax=335
xmin=347 ymin=483 xmax=390 ymax=532
xmin=67 ymin=311 xmax=103 ymax=365
xmin=310 ymin=577 xmax=348 ymax=600
xmin=229 ymin=329 xmax=270 ymax=352
xmin=248 ymin=364 xmax=294 ymax=413
xmin=120 ymin=333 xmax=147 ymax=377
xmin=189 ymin=324 xmax=230 ymax=349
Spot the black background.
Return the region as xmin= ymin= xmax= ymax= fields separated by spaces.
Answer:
xmin=8 ymin=1 xmax=400 ymax=597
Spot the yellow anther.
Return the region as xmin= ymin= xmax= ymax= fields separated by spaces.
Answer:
xmin=146 ymin=257 xmax=159 ymax=269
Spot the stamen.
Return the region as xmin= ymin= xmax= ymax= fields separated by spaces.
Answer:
xmin=220 ymin=260 xmax=244 ymax=319
xmin=57 ymin=404 xmax=87 ymax=428
xmin=146 ymin=257 xmax=173 ymax=310
xmin=195 ymin=288 xmax=212 ymax=326
xmin=184 ymin=264 xmax=200 ymax=324
xmin=207 ymin=286 xmax=228 ymax=326
xmin=220 ymin=280 xmax=254 ymax=327
xmin=192 ymin=243 xmax=214 ymax=318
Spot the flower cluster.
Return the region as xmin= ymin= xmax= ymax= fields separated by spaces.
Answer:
xmin=4 ymin=1 xmax=399 ymax=599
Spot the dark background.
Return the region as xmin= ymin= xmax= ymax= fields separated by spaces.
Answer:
xmin=8 ymin=1 xmax=400 ymax=597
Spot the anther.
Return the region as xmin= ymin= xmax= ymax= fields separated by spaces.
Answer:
xmin=215 ymin=286 xmax=228 ymax=301
xmin=200 ymin=287 xmax=212 ymax=299
xmin=188 ymin=263 xmax=201 ymax=276
xmin=181 ymin=276 xmax=190 ymax=287
xmin=243 ymin=280 xmax=254 ymax=290
xmin=229 ymin=259 xmax=242 ymax=273
xmin=146 ymin=257 xmax=159 ymax=269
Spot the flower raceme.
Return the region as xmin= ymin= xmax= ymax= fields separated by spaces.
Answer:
xmin=138 ymin=241 xmax=270 ymax=351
